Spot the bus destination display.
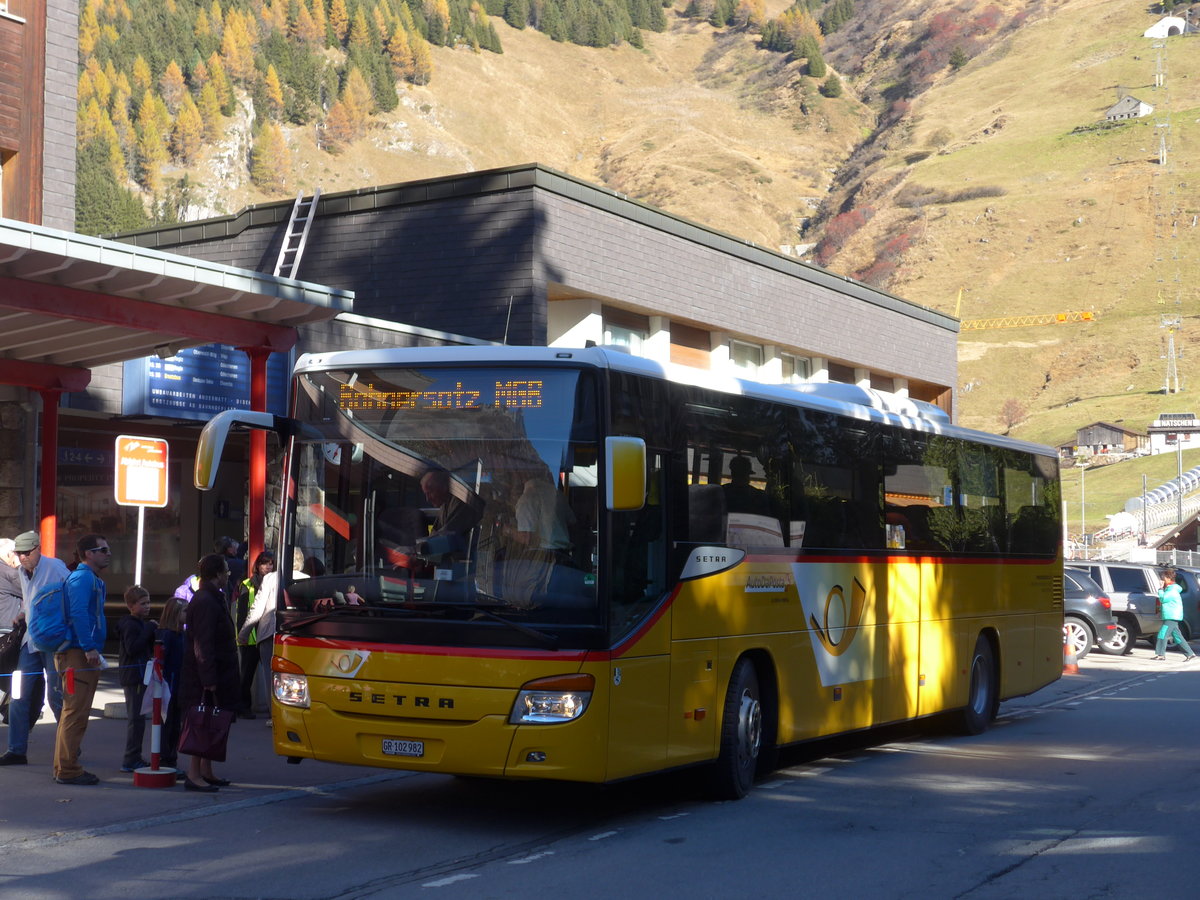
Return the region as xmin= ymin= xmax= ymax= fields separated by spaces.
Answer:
xmin=338 ymin=379 xmax=544 ymax=411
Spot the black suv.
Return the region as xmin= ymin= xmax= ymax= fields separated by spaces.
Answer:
xmin=1063 ymin=567 xmax=1117 ymax=659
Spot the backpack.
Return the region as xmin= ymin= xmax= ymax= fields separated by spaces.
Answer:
xmin=27 ymin=581 xmax=74 ymax=653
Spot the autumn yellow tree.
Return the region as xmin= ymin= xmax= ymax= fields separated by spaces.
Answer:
xmin=221 ymin=8 xmax=257 ymax=84
xmin=387 ymin=23 xmax=413 ymax=79
xmin=171 ymin=94 xmax=204 ymax=165
xmin=330 ymin=0 xmax=350 ymax=44
xmin=197 ymin=82 xmax=224 ymax=142
xmin=111 ymin=92 xmax=136 ymax=157
xmin=79 ymin=2 xmax=101 ymax=56
xmin=207 ymin=52 xmax=235 ymax=113
xmin=250 ymin=122 xmax=289 ymax=192
xmin=160 ymin=60 xmax=186 ymax=113
xmin=209 ymin=0 xmax=225 ymax=36
xmin=196 ymin=5 xmax=211 ymax=37
xmin=131 ymin=55 xmax=153 ymax=93
xmin=409 ymin=35 xmax=433 ymax=85
xmin=293 ymin=1 xmax=321 ymax=43
xmin=263 ymin=64 xmax=285 ymax=120
xmin=349 ymin=8 xmax=373 ymax=54
xmin=136 ymin=119 xmax=168 ymax=193
xmin=321 ymin=101 xmax=354 ymax=152
xmin=342 ymin=66 xmax=374 ymax=125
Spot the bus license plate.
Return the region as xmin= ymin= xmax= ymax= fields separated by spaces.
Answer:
xmin=382 ymin=739 xmax=424 ymax=758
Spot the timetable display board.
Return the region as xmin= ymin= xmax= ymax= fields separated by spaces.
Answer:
xmin=123 ymin=344 xmax=290 ymax=422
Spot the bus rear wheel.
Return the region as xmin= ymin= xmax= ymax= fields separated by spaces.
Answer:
xmin=710 ymin=658 xmax=762 ymax=800
xmin=957 ymin=636 xmax=998 ymax=736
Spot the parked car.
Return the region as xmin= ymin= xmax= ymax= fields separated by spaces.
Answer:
xmin=1066 ymin=560 xmax=1162 ymax=655
xmin=1063 ymin=567 xmax=1117 ymax=659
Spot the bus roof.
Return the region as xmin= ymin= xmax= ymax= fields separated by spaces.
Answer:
xmin=294 ymin=345 xmax=1056 ymax=460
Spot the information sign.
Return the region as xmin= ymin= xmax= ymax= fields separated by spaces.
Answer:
xmin=115 ymin=436 xmax=169 ymax=508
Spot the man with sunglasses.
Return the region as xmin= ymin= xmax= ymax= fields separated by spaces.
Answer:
xmin=0 ymin=531 xmax=69 ymax=766
xmin=51 ymin=533 xmax=111 ymax=785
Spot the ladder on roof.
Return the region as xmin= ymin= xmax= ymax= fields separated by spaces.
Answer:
xmin=273 ymin=187 xmax=322 ymax=279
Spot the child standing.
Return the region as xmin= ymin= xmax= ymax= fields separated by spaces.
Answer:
xmin=1154 ymin=568 xmax=1197 ymax=661
xmin=155 ymin=596 xmax=186 ymax=774
xmin=118 ymin=585 xmax=157 ymax=772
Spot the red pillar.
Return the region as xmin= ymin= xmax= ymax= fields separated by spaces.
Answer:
xmin=244 ymin=348 xmax=270 ymax=564
xmin=37 ymin=390 xmax=61 ymax=558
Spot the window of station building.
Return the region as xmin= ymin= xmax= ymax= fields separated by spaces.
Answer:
xmin=729 ymin=340 xmax=763 ymax=376
xmin=602 ymin=306 xmax=649 ymax=355
xmin=780 ymin=353 xmax=810 ymax=384
xmin=827 ymin=361 xmax=856 ymax=384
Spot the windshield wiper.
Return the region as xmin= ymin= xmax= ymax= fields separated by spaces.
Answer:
xmin=465 ymin=605 xmax=559 ymax=649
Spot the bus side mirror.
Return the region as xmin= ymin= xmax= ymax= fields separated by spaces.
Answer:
xmin=605 ymin=436 xmax=646 ymax=512
xmin=194 ymin=409 xmax=281 ymax=490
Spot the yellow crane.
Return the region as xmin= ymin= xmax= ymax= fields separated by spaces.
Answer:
xmin=953 ymin=289 xmax=1097 ymax=331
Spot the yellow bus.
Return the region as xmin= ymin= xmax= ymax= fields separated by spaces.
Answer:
xmin=195 ymin=346 xmax=1063 ymax=798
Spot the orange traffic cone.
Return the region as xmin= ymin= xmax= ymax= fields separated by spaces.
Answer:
xmin=1063 ymin=636 xmax=1080 ymax=675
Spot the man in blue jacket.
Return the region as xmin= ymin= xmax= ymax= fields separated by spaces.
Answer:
xmin=52 ymin=533 xmax=111 ymax=786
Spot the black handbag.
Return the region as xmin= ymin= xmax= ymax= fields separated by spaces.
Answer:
xmin=0 ymin=622 xmax=25 ymax=676
xmin=178 ymin=693 xmax=234 ymax=761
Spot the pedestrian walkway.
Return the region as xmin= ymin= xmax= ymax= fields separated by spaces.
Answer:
xmin=0 ymin=656 xmax=354 ymax=845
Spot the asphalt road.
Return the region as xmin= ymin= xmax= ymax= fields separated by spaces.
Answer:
xmin=1 ymin=646 xmax=1198 ymax=899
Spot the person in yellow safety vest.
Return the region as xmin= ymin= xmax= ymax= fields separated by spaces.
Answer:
xmin=234 ymin=551 xmax=276 ymax=718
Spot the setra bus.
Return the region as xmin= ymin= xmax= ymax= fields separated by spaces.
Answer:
xmin=194 ymin=346 xmax=1063 ymax=798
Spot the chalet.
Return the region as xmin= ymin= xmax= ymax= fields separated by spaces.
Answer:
xmin=1105 ymin=96 xmax=1153 ymax=122
xmin=1060 ymin=421 xmax=1149 ymax=458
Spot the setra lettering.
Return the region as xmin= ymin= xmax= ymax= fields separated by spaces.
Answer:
xmin=346 ymin=691 xmax=454 ymax=710
xmin=694 ymin=554 xmax=728 ymax=564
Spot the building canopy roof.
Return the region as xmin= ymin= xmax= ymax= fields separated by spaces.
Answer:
xmin=0 ymin=217 xmax=353 ymax=391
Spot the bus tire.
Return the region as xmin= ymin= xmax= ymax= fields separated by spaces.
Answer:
xmin=957 ymin=635 xmax=998 ymax=736
xmin=710 ymin=658 xmax=762 ymax=800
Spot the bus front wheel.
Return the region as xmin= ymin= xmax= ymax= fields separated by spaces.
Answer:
xmin=957 ymin=636 xmax=998 ymax=736
xmin=710 ymin=658 xmax=762 ymax=800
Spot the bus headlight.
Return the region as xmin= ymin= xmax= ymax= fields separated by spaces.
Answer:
xmin=273 ymin=671 xmax=309 ymax=708
xmin=509 ymin=673 xmax=594 ymax=724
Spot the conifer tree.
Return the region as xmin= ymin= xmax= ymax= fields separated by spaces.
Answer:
xmin=172 ymin=93 xmax=204 ymax=164
xmin=196 ymin=6 xmax=212 ymax=37
xmin=505 ymin=0 xmax=529 ymax=29
xmin=111 ymin=92 xmax=137 ymax=157
xmin=409 ymin=33 xmax=433 ymax=84
xmin=263 ymin=64 xmax=285 ymax=119
xmin=387 ymin=23 xmax=415 ymax=78
xmin=210 ymin=0 xmax=225 ymax=35
xmin=819 ymin=73 xmax=842 ymax=97
xmin=295 ymin=1 xmax=321 ymax=43
xmin=160 ymin=60 xmax=187 ymax=113
xmin=136 ymin=120 xmax=168 ymax=193
xmin=207 ymin=52 xmax=236 ymax=115
xmin=250 ymin=122 xmax=289 ymax=193
xmin=132 ymin=55 xmax=153 ymax=93
xmin=222 ymin=9 xmax=258 ymax=84
xmin=349 ymin=8 xmax=375 ymax=53
xmin=322 ymin=101 xmax=355 ymax=152
xmin=330 ymin=0 xmax=351 ymax=44
xmin=198 ymin=82 xmax=224 ymax=141
xmin=80 ymin=2 xmax=102 ymax=57
xmin=76 ymin=138 xmax=149 ymax=236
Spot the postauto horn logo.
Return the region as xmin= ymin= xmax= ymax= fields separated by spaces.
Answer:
xmin=792 ymin=564 xmax=879 ymax=687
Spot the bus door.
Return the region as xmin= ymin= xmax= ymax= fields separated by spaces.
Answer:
xmin=605 ymin=453 xmax=670 ymax=781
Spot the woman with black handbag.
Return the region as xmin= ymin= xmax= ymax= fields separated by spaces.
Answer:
xmin=178 ymin=554 xmax=239 ymax=792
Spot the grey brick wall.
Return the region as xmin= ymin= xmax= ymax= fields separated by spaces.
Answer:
xmin=41 ymin=0 xmax=77 ymax=231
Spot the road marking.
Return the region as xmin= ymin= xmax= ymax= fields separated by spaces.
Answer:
xmin=423 ymin=874 xmax=480 ymax=887
xmin=658 ymin=813 xmax=689 ymax=820
xmin=508 ymin=851 xmax=555 ymax=864
xmin=589 ymin=830 xmax=618 ymax=841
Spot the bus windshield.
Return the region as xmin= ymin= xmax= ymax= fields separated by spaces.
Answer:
xmin=282 ymin=365 xmax=601 ymax=646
